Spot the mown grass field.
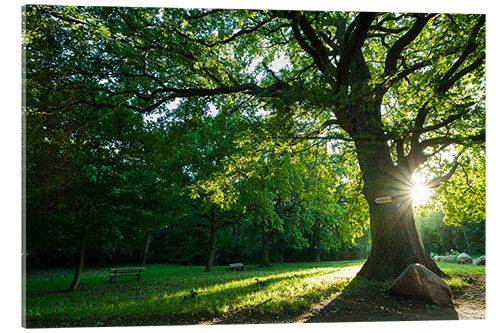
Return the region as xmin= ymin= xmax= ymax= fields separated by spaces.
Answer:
xmin=24 ymin=260 xmax=485 ymax=327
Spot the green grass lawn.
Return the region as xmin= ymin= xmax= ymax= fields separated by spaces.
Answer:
xmin=437 ymin=261 xmax=485 ymax=290
xmin=437 ymin=261 xmax=485 ymax=275
xmin=24 ymin=260 xmax=363 ymax=323
xmin=24 ymin=260 xmax=484 ymax=325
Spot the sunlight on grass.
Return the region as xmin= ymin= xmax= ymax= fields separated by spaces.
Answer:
xmin=152 ymin=265 xmax=360 ymax=315
xmin=445 ymin=276 xmax=470 ymax=290
xmin=26 ymin=260 xmax=485 ymax=325
xmin=437 ymin=261 xmax=485 ymax=275
xmin=25 ymin=262 xmax=364 ymax=321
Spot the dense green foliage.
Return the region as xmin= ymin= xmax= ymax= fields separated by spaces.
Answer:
xmin=415 ymin=211 xmax=485 ymax=256
xmin=23 ymin=5 xmax=485 ymax=285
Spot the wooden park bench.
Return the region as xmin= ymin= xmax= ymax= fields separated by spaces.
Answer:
xmin=228 ymin=263 xmax=245 ymax=271
xmin=108 ymin=267 xmax=145 ymax=282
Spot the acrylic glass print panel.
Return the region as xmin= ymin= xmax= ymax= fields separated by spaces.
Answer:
xmin=23 ymin=3 xmax=486 ymax=328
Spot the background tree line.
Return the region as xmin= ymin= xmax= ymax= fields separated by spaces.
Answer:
xmin=25 ymin=102 xmax=372 ymax=271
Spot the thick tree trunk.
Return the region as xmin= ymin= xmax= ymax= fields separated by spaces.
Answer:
xmin=205 ymin=219 xmax=217 ymax=272
xmin=354 ymin=141 xmax=447 ymax=281
xmin=357 ymin=196 xmax=445 ymax=280
xmin=67 ymin=229 xmax=86 ymax=291
xmin=262 ymin=228 xmax=271 ymax=267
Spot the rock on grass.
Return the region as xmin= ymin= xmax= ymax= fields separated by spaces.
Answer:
xmin=388 ymin=263 xmax=452 ymax=306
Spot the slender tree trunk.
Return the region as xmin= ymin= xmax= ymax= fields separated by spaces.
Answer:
xmin=461 ymin=224 xmax=470 ymax=250
xmin=314 ymin=244 xmax=321 ymax=263
xmin=67 ymin=229 xmax=87 ymax=291
xmin=354 ymin=141 xmax=446 ymax=281
xmin=262 ymin=228 xmax=271 ymax=267
xmin=206 ymin=216 xmax=217 ymax=272
xmin=279 ymin=244 xmax=284 ymax=263
xmin=67 ymin=198 xmax=92 ymax=291
xmin=314 ymin=221 xmax=321 ymax=262
xmin=233 ymin=223 xmax=239 ymax=241
xmin=142 ymin=231 xmax=151 ymax=267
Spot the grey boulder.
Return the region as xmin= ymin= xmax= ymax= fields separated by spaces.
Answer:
xmin=457 ymin=253 xmax=473 ymax=264
xmin=388 ymin=263 xmax=453 ymax=306
xmin=475 ymin=255 xmax=486 ymax=266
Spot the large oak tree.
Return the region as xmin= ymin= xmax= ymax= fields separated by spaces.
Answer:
xmin=25 ymin=5 xmax=485 ymax=280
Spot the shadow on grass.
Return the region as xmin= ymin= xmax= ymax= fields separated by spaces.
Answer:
xmin=25 ymin=264 xmax=350 ymax=328
xmin=29 ymin=262 xmax=465 ymax=327
xmin=303 ymin=275 xmax=459 ymax=323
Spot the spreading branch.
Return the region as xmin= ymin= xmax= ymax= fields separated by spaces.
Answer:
xmin=85 ymin=80 xmax=291 ymax=113
xmin=425 ymin=146 xmax=467 ymax=189
xmin=426 ymin=161 xmax=460 ymax=189
xmin=439 ymin=15 xmax=485 ymax=86
xmin=297 ymin=15 xmax=332 ymax=71
xmin=410 ymin=104 xmax=474 ymax=134
xmin=437 ymin=54 xmax=485 ymax=93
xmin=418 ymin=132 xmax=485 ymax=150
xmin=386 ymin=59 xmax=431 ymax=87
xmin=291 ymin=18 xmax=328 ymax=71
xmin=337 ymin=12 xmax=378 ymax=88
xmin=383 ymin=14 xmax=435 ymax=77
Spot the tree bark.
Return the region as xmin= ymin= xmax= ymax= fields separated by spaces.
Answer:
xmin=67 ymin=229 xmax=86 ymax=291
xmin=354 ymin=141 xmax=447 ymax=281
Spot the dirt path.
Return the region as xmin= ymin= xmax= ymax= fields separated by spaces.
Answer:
xmin=301 ymin=274 xmax=485 ymax=323
xmin=451 ymin=274 xmax=486 ymax=320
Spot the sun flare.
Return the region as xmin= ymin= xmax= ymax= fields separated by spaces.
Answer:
xmin=411 ymin=183 xmax=432 ymax=205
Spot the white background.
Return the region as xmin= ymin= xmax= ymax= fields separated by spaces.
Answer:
xmin=3 ymin=1 xmax=498 ymax=332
